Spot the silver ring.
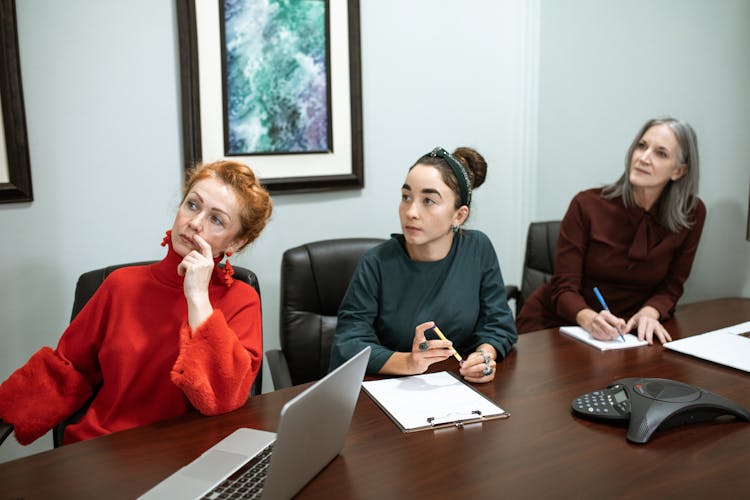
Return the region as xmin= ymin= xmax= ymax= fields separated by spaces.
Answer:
xmin=483 ymin=365 xmax=494 ymax=376
xmin=418 ymin=341 xmax=429 ymax=352
xmin=482 ymin=353 xmax=491 ymax=365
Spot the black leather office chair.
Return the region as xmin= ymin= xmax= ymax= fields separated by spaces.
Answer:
xmin=0 ymin=422 xmax=11 ymax=448
xmin=506 ymin=220 xmax=561 ymax=317
xmin=52 ymin=260 xmax=262 ymax=447
xmin=266 ymin=238 xmax=385 ymax=390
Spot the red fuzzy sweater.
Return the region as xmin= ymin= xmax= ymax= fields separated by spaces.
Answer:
xmin=0 ymin=244 xmax=262 ymax=445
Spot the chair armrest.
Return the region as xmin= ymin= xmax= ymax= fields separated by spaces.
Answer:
xmin=265 ymin=349 xmax=293 ymax=390
xmin=0 ymin=421 xmax=12 ymax=448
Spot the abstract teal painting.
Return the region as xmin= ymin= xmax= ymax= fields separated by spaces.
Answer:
xmin=222 ymin=0 xmax=331 ymax=155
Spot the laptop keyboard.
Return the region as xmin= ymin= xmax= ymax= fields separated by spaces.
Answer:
xmin=202 ymin=443 xmax=274 ymax=500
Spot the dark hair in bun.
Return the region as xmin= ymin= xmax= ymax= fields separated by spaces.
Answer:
xmin=411 ymin=146 xmax=487 ymax=209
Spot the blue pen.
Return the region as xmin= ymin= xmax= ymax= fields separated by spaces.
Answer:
xmin=593 ymin=287 xmax=626 ymax=342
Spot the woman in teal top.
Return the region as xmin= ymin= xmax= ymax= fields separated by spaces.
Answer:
xmin=330 ymin=147 xmax=517 ymax=382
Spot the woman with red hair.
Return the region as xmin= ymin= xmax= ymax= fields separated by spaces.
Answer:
xmin=0 ymin=160 xmax=272 ymax=446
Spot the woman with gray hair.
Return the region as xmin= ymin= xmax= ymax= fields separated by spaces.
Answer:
xmin=516 ymin=117 xmax=705 ymax=344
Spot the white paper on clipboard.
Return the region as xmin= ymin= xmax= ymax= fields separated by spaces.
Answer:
xmin=362 ymin=371 xmax=509 ymax=432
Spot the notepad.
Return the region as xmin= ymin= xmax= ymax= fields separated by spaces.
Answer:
xmin=664 ymin=321 xmax=750 ymax=373
xmin=560 ymin=326 xmax=648 ymax=351
xmin=362 ymin=371 xmax=509 ymax=432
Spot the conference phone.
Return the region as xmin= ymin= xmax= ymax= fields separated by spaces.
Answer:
xmin=571 ymin=377 xmax=750 ymax=443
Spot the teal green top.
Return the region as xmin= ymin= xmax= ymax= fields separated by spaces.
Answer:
xmin=329 ymin=230 xmax=517 ymax=374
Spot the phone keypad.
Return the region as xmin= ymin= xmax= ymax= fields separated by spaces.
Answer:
xmin=572 ymin=387 xmax=630 ymax=419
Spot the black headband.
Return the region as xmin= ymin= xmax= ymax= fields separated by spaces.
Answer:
xmin=425 ymin=147 xmax=472 ymax=206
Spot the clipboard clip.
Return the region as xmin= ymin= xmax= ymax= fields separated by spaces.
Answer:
xmin=427 ymin=410 xmax=483 ymax=428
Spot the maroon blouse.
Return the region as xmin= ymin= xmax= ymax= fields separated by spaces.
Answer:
xmin=516 ymin=188 xmax=706 ymax=334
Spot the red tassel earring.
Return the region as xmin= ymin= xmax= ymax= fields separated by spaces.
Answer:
xmin=161 ymin=230 xmax=172 ymax=247
xmin=222 ymin=250 xmax=235 ymax=287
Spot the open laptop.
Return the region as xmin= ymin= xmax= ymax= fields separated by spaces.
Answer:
xmin=139 ymin=346 xmax=370 ymax=500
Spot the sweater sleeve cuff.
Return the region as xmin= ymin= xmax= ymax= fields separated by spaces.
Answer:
xmin=367 ymin=346 xmax=395 ymax=374
xmin=171 ymin=310 xmax=256 ymax=415
xmin=0 ymin=347 xmax=92 ymax=445
xmin=556 ymin=291 xmax=590 ymax=324
xmin=644 ymin=297 xmax=674 ymax=321
xmin=487 ymin=338 xmax=515 ymax=360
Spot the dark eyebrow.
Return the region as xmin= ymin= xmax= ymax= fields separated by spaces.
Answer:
xmin=401 ymin=183 xmax=443 ymax=199
xmin=421 ymin=188 xmax=443 ymax=198
xmin=401 ymin=183 xmax=443 ymax=198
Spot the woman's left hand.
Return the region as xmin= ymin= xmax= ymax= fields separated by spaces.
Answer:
xmin=625 ymin=306 xmax=672 ymax=345
xmin=177 ymin=234 xmax=215 ymax=329
xmin=459 ymin=343 xmax=497 ymax=383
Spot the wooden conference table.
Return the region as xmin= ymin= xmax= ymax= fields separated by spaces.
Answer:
xmin=1 ymin=298 xmax=749 ymax=498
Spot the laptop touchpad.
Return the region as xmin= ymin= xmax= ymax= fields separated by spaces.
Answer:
xmin=182 ymin=450 xmax=247 ymax=482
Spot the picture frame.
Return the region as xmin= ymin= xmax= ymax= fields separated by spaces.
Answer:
xmin=0 ymin=0 xmax=32 ymax=204
xmin=176 ymin=0 xmax=364 ymax=193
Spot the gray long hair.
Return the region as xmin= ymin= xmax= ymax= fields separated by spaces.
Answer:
xmin=602 ymin=117 xmax=700 ymax=232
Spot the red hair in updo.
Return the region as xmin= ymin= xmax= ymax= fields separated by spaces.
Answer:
xmin=183 ymin=160 xmax=273 ymax=251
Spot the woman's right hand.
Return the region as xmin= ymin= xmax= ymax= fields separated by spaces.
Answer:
xmin=177 ymin=234 xmax=216 ymax=331
xmin=379 ymin=322 xmax=454 ymax=375
xmin=577 ymin=308 xmax=627 ymax=341
xmin=407 ymin=321 xmax=454 ymax=373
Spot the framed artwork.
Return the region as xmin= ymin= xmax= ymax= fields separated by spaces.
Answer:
xmin=0 ymin=0 xmax=32 ymax=204
xmin=177 ymin=0 xmax=363 ymax=193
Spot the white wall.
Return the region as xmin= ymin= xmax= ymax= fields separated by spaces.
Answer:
xmin=537 ymin=0 xmax=750 ymax=301
xmin=1 ymin=0 xmax=748 ymax=464
xmin=0 ymin=0 xmax=536 ymax=462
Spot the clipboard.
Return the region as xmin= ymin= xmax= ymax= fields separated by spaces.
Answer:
xmin=362 ymin=371 xmax=510 ymax=432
